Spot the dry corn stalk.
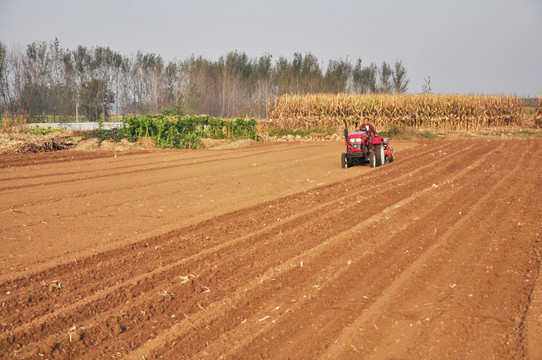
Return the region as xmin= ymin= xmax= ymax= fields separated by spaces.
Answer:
xmin=266 ymin=93 xmax=525 ymax=132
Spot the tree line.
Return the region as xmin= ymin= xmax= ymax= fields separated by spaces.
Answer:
xmin=0 ymin=39 xmax=410 ymax=121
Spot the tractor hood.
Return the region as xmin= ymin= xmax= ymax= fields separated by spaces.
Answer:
xmin=348 ymin=131 xmax=368 ymax=139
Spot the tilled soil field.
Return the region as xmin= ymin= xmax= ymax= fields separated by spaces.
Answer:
xmin=1 ymin=140 xmax=541 ymax=359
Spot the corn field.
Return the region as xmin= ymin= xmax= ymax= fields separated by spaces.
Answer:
xmin=266 ymin=93 xmax=525 ymax=131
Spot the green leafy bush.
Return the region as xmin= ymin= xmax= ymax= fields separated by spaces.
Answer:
xmin=85 ymin=114 xmax=259 ymax=149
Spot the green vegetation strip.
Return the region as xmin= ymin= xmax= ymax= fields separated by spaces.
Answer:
xmin=83 ymin=115 xmax=258 ymax=149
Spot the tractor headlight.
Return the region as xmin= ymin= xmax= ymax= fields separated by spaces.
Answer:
xmin=350 ymin=138 xmax=361 ymax=143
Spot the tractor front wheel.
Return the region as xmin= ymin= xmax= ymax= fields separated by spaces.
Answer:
xmin=341 ymin=153 xmax=347 ymax=168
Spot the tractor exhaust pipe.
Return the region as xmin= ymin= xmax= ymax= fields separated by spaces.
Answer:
xmin=343 ymin=120 xmax=349 ymax=141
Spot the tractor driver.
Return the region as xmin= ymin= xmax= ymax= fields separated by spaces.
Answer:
xmin=360 ymin=118 xmax=378 ymax=137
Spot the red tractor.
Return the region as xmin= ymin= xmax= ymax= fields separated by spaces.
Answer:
xmin=341 ymin=120 xmax=394 ymax=168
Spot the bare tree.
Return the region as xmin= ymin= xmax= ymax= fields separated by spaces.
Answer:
xmin=0 ymin=42 xmax=12 ymax=113
xmin=392 ymin=59 xmax=409 ymax=93
xmin=1 ymin=39 xmax=411 ymax=119
xmin=377 ymin=61 xmax=393 ymax=93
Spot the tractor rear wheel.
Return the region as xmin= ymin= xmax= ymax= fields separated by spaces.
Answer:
xmin=375 ymin=144 xmax=385 ymax=166
xmin=369 ymin=151 xmax=376 ymax=168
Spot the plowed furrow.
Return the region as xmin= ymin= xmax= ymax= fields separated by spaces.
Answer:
xmin=0 ymin=142 xmax=459 ymax=292
xmin=0 ymin=144 xmax=322 ymax=191
xmin=0 ymin=141 xmax=443 ymax=213
xmin=0 ymin=142 xmax=480 ymax=356
xmin=0 ymin=142 xmax=476 ymax=328
xmin=3 ymin=140 xmax=539 ymax=360
xmin=319 ymin=140 xmax=541 ymax=360
xmin=1 ymin=143 xmax=296 ymax=181
xmin=183 ymin=141 xmax=513 ymax=359
xmin=0 ymin=150 xmax=151 ymax=169
xmin=2 ymin=149 xmax=456 ymax=245
xmin=130 ymin=142 xmax=501 ymax=358
xmin=1 ymin=147 xmax=353 ymax=223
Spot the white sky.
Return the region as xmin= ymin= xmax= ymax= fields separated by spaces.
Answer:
xmin=1 ymin=0 xmax=541 ymax=96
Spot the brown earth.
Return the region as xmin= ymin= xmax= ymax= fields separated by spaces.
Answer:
xmin=0 ymin=140 xmax=541 ymax=359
